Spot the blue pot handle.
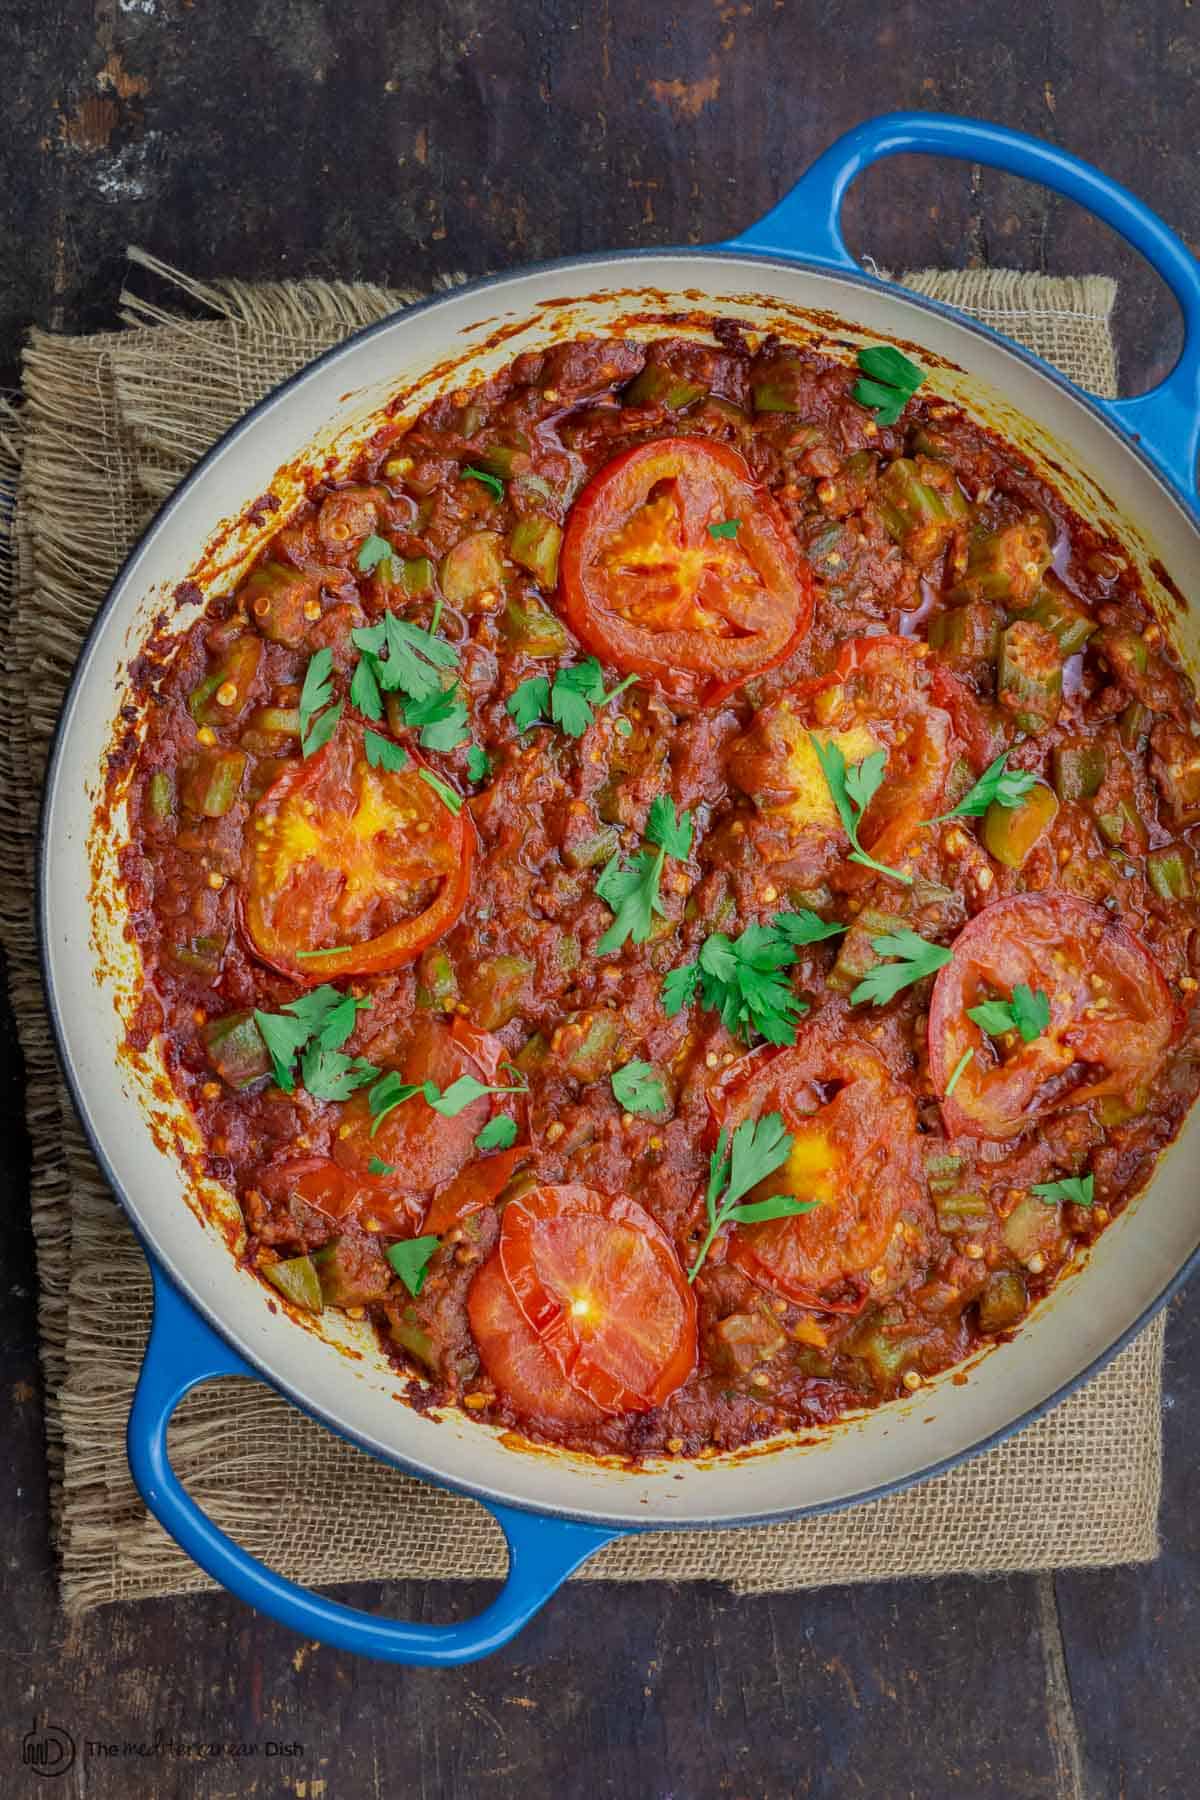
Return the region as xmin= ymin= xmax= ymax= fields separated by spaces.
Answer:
xmin=128 ymin=1263 xmax=617 ymax=1664
xmin=729 ymin=111 xmax=1200 ymax=504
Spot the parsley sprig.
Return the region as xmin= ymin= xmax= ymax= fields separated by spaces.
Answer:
xmin=687 ymin=1113 xmax=814 ymax=1283
xmin=358 ymin=533 xmax=397 ymax=576
xmin=850 ymin=927 xmax=953 ymax=1006
xmin=809 ymin=736 xmax=912 ymax=885
xmin=968 ymin=983 xmax=1050 ymax=1044
xmin=852 ymin=345 xmax=925 ymax=427
xmin=299 ymin=649 xmax=342 ymax=758
xmin=611 ymin=1060 xmax=669 ymax=1118
xmin=475 ymin=1114 xmax=518 ymax=1151
xmin=351 ymin=614 xmax=457 ymax=707
xmin=387 ymin=1235 xmax=440 ymax=1296
xmin=368 ymin=1065 xmax=528 ymax=1134
xmin=595 ymin=796 xmax=693 ymax=955
xmin=253 ymin=985 xmax=376 ymax=1100
xmin=928 ymin=750 xmax=1039 ymax=825
xmin=508 ymin=658 xmax=637 ymax=739
xmin=1032 ymin=1172 xmax=1095 ymax=1208
xmin=663 ymin=910 xmax=845 ymax=1045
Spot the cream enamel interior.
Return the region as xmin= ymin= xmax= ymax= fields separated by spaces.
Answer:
xmin=43 ymin=252 xmax=1200 ymax=1529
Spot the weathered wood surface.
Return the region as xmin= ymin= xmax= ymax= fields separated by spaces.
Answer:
xmin=3 ymin=2 xmax=1198 ymax=1793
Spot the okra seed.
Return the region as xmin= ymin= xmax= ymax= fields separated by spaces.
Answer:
xmin=196 ymin=726 xmax=217 ymax=746
xmin=902 ymin=1370 xmax=922 ymax=1391
xmin=963 ymin=1242 xmax=985 ymax=1260
xmin=303 ymin=600 xmax=322 ymax=621
xmin=206 ymin=871 xmax=225 ymax=890
xmin=216 ymin=681 xmax=238 ymax=707
xmin=545 ymin=1121 xmax=565 ymax=1143
xmin=201 ymin=1081 xmax=221 ymax=1100
xmin=705 ymin=1052 xmax=719 ymax=1069
xmin=1026 ymin=1253 xmax=1046 ymax=1274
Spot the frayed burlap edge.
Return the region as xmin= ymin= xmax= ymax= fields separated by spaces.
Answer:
xmin=0 ymin=255 xmax=1164 ymax=1612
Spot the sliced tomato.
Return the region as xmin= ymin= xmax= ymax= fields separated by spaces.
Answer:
xmin=560 ymin=436 xmax=812 ymax=706
xmin=467 ymin=1258 xmax=608 ymax=1429
xmin=242 ymin=718 xmax=471 ymax=981
xmin=253 ymin=1154 xmax=421 ymax=1236
xmin=334 ymin=1016 xmax=506 ymax=1195
xmin=423 ymin=1144 xmax=527 ymax=1236
xmin=929 ymin=891 xmax=1178 ymax=1139
xmin=718 ymin=1014 xmax=925 ymax=1307
xmin=470 ymin=1183 xmax=697 ymax=1419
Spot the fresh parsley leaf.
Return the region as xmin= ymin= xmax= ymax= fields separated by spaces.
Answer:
xmin=403 ymin=681 xmax=471 ymax=751
xmin=363 ymin=728 xmax=409 ymax=773
xmin=696 ymin=923 xmax=807 ymax=1045
xmin=550 ymin=660 xmax=605 ymax=737
xmin=350 ymin=654 xmax=384 ymax=722
xmin=850 ymin=928 xmax=953 ymax=1007
xmin=253 ymin=985 xmax=371 ymax=1091
xmin=417 ymin=767 xmax=463 ymax=813
xmin=352 ymin=614 xmax=457 ymax=706
xmin=462 ymin=465 xmax=505 ymax=501
xmin=253 ymin=1009 xmax=311 ymax=1092
xmin=595 ymin=848 xmax=666 ymax=954
xmin=367 ymin=1156 xmax=396 ymax=1176
xmin=708 ymin=518 xmax=740 ymax=540
xmin=475 ymin=1114 xmax=518 ymax=1151
xmin=367 ymin=1073 xmax=427 ymax=1132
xmin=809 ymin=735 xmax=912 ymax=884
xmin=301 ymin=698 xmax=342 ymax=760
xmin=299 ymin=649 xmax=336 ymax=756
xmin=772 ymin=908 xmax=848 ymax=946
xmin=357 ymin=533 xmax=395 ymax=574
xmin=930 ymin=751 xmax=1039 ymax=824
xmin=507 ymin=675 xmax=551 ymax=732
xmin=299 ymin=1044 xmax=380 ymax=1103
xmin=310 ymin=990 xmax=372 ymax=1051
xmin=944 ymin=1047 xmax=974 ymax=1098
xmin=1032 ymin=1173 xmax=1095 ymax=1208
xmin=280 ymin=984 xmax=351 ymax=1036
xmin=428 ymin=1073 xmax=527 ymax=1117
xmin=967 ymin=982 xmax=1050 ymax=1044
xmin=387 ymin=1234 xmax=440 ymax=1296
xmin=687 ymin=1112 xmax=811 ymax=1282
xmin=645 ymin=795 xmax=694 ymax=861
xmin=852 ymin=345 xmax=925 ymax=426
xmin=662 ymin=960 xmax=702 ymax=1016
xmin=466 ymin=744 xmax=492 ymax=782
xmin=611 ymin=1060 xmax=669 ymax=1117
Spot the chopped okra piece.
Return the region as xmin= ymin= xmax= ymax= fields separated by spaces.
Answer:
xmin=977 ymin=1270 xmax=1028 ymax=1333
xmin=439 ymin=530 xmax=506 ymax=605
xmin=1051 ymin=740 xmax=1106 ymax=803
xmin=189 ymin=635 xmax=263 ymax=727
xmin=951 ymin=513 xmax=1052 ymax=607
xmin=827 ymin=909 xmax=908 ymax=994
xmin=927 ymin=603 xmax=1002 ymax=662
xmin=1147 ymin=845 xmax=1195 ymax=901
xmin=982 ymin=782 xmax=1058 ymax=868
xmin=1025 ymin=574 xmax=1097 ymax=656
xmin=312 ymin=1236 xmax=394 ymax=1307
xmin=202 ymin=1010 xmax=273 ymax=1091
xmin=998 ymin=620 xmax=1062 ymax=733
xmin=509 ymin=514 xmax=563 ymax=589
xmin=415 ymin=948 xmax=459 ymax=1012
xmin=624 ymin=361 xmax=707 ymax=410
xmin=242 ymin=561 xmax=321 ymax=648
xmin=501 ymin=589 xmax=569 ymax=656
xmin=876 ymin=457 xmax=968 ymax=566
xmin=147 ymin=769 xmax=175 ymax=822
xmin=462 ymin=954 xmax=534 ymax=1031
xmin=554 ymin=1008 xmax=625 ymax=1082
xmin=180 ymin=747 xmax=247 ymax=817
xmin=263 ymin=1254 xmax=324 ymax=1314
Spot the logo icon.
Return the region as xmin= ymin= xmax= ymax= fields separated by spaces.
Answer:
xmin=21 ymin=1720 xmax=76 ymax=1780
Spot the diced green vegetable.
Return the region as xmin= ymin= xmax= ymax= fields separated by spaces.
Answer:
xmin=1119 ymin=700 xmax=1153 ymax=751
xmin=390 ymin=1311 xmax=438 ymax=1372
xmin=463 ymin=954 xmax=534 ymax=1031
xmin=439 ymin=530 xmax=506 ymax=605
xmin=555 ymin=1009 xmax=625 ymax=1082
xmin=977 ymin=1270 xmax=1028 ymax=1332
xmin=180 ymin=747 xmax=248 ymax=817
xmin=875 ymin=458 xmax=969 ymax=565
xmin=563 ymin=823 xmax=620 ymax=872
xmin=827 ymin=909 xmax=907 ymax=994
xmin=556 ymin=933 xmax=581 ymax=972
xmin=202 ymin=1010 xmax=272 ymax=1090
xmin=472 ymin=442 xmax=530 ymax=481
xmin=951 ymin=514 xmax=1052 ymax=607
xmin=247 ymin=705 xmax=302 ymax=739
xmin=263 ymin=1254 xmax=324 ymax=1314
xmin=1097 ymin=626 xmax=1149 ymax=684
xmin=242 ymin=561 xmax=318 ymax=648
xmin=501 ymin=589 xmax=569 ymax=657
xmin=415 ymin=948 xmax=459 ymax=1012
xmin=312 ymin=1236 xmax=394 ymax=1307
xmin=514 ymin=1031 xmax=550 ymax=1077
xmin=400 ymin=556 xmax=436 ymax=597
xmin=1051 ymin=741 xmax=1106 ymax=802
xmin=189 ymin=635 xmax=263 ymax=726
xmin=981 ymin=781 xmax=1058 ymax=868
xmin=750 ymin=351 xmax=806 ymax=414
xmin=624 ymin=361 xmax=707 ymax=410
xmin=845 ymin=1307 xmax=926 ymax=1388
xmin=1003 ymin=1194 xmax=1064 ymax=1263
xmin=1147 ymin=845 xmax=1194 ymax=900
xmin=934 ymin=1189 xmax=991 ymax=1234
xmin=509 ymin=515 xmax=563 ymax=589
xmin=927 ymin=602 xmax=1002 ymax=662
xmin=147 ymin=770 xmax=175 ymax=822
xmin=167 ymin=934 xmax=226 ymax=979
xmin=1095 ymin=794 xmax=1148 ymax=853
xmin=1026 ymin=574 xmax=1097 ymax=656
xmin=998 ymin=620 xmax=1062 ymax=733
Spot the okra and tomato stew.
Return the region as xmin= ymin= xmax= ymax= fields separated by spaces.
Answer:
xmin=121 ymin=326 xmax=1200 ymax=1458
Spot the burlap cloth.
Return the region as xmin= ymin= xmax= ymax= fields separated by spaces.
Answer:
xmin=0 ymin=255 xmax=1162 ymax=1613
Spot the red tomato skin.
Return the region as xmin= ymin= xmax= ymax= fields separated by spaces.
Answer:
xmin=241 ymin=722 xmax=473 ymax=984
xmin=560 ymin=436 xmax=813 ymax=707
xmin=467 ymin=1258 xmax=608 ymax=1430
xmin=929 ymin=890 xmax=1180 ymax=1139
xmin=422 ymin=1145 xmax=527 ymax=1236
xmin=254 ymin=1154 xmax=421 ymax=1237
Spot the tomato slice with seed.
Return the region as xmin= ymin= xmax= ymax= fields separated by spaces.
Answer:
xmin=242 ymin=717 xmax=471 ymax=981
xmin=467 ymin=1259 xmax=609 ymax=1429
xmin=253 ymin=1154 xmax=420 ymax=1237
xmin=718 ymin=1015 xmax=925 ymax=1307
xmin=928 ymin=890 xmax=1178 ymax=1139
xmin=334 ymin=1016 xmax=506 ymax=1197
xmin=560 ymin=436 xmax=812 ymax=706
xmin=471 ymin=1183 xmax=696 ymax=1418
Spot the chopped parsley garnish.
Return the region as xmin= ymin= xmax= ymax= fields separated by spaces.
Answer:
xmin=367 ymin=1157 xmax=396 ymax=1176
xmin=687 ymin=1112 xmax=813 ymax=1284
xmin=1032 ymin=1173 xmax=1095 ymax=1208
xmin=708 ymin=518 xmax=740 ymax=540
xmin=357 ymin=533 xmax=395 ymax=574
xmin=944 ymin=1047 xmax=974 ymax=1098
xmin=350 ymin=655 xmax=384 ymax=722
xmin=507 ymin=659 xmax=636 ymax=740
xmin=462 ymin=465 xmax=505 ymax=501
xmin=851 ymin=345 xmax=926 ymax=426
xmin=351 ymin=612 xmax=457 ymax=705
xmin=368 ymin=1066 xmax=528 ymax=1134
xmin=475 ymin=1114 xmax=518 ymax=1151
xmin=387 ymin=1234 xmax=440 ymax=1296
xmin=299 ymin=648 xmax=340 ymax=758
xmin=253 ymin=985 xmax=374 ymax=1098
xmin=417 ymin=767 xmax=463 ymax=813
xmin=363 ymin=728 xmax=409 ymax=773
xmin=611 ymin=1060 xmax=669 ymax=1117
xmin=595 ymin=796 xmax=693 ymax=955
xmin=466 ymin=744 xmax=492 ymax=782
xmin=664 ymin=922 xmax=807 ymax=1046
xmin=772 ymin=907 xmax=848 ymax=947
xmin=929 ymin=751 xmax=1039 ymax=824
xmin=968 ymin=983 xmax=1050 ymax=1044
xmin=850 ymin=927 xmax=953 ymax=1006
xmin=809 ymin=735 xmax=912 ymax=884
xmin=296 ymin=945 xmax=352 ymax=959
xmin=403 ymin=681 xmax=472 ymax=751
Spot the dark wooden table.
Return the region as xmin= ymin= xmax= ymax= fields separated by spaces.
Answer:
xmin=3 ymin=4 xmax=1198 ymax=1794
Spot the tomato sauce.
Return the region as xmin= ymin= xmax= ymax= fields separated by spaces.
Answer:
xmin=119 ymin=326 xmax=1200 ymax=1460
